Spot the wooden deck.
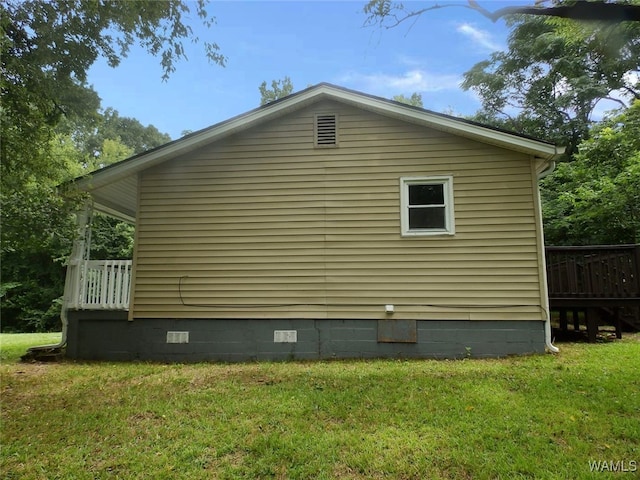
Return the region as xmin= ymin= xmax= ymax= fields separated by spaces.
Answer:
xmin=546 ymin=244 xmax=640 ymax=341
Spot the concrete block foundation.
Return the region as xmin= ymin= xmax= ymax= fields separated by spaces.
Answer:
xmin=66 ymin=312 xmax=546 ymax=362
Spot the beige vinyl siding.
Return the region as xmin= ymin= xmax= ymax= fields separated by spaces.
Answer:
xmin=132 ymin=100 xmax=544 ymax=321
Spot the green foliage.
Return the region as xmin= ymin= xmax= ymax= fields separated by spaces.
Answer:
xmin=67 ymin=108 xmax=171 ymax=161
xmin=0 ymin=132 xmax=86 ymax=259
xmin=0 ymin=180 xmax=77 ymax=332
xmin=393 ymin=92 xmax=424 ymax=107
xmin=0 ymin=130 xmax=143 ymax=333
xmin=1 ymin=250 xmax=68 ymax=332
xmin=259 ymin=76 xmax=294 ymax=105
xmin=543 ymin=101 xmax=640 ymax=245
xmin=459 ymin=13 xmax=640 ymax=245
xmin=0 ymin=116 xmax=169 ymax=333
xmin=364 ymin=0 xmax=640 ymax=29
xmin=1 ymin=0 xmax=223 ymax=228
xmin=0 ymin=283 xmax=21 ymax=299
xmin=89 ymin=214 xmax=135 ymax=260
xmin=461 ymin=15 xmax=640 ymax=155
xmin=1 ymin=1 xmax=208 ymax=332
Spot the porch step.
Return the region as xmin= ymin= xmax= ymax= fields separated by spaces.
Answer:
xmin=21 ymin=346 xmax=65 ymax=362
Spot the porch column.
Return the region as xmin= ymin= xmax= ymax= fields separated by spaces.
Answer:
xmin=63 ymin=202 xmax=93 ymax=310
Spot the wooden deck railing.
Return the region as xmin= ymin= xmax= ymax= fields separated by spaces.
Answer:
xmin=546 ymin=245 xmax=640 ymax=300
xmin=69 ymin=260 xmax=133 ymax=310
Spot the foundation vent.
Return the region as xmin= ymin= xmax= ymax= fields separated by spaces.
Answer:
xmin=274 ymin=330 xmax=297 ymax=343
xmin=166 ymin=331 xmax=189 ymax=344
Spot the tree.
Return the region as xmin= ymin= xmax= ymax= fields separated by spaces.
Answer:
xmin=364 ymin=2 xmax=639 ymax=156
xmin=259 ymin=77 xmax=294 ymax=105
xmin=542 ymin=101 xmax=640 ymax=245
xmin=1 ymin=108 xmax=171 ymax=332
xmin=70 ymin=108 xmax=172 ymax=161
xmin=63 ymin=108 xmax=172 ymax=171
xmin=364 ymin=0 xmax=640 ymax=29
xmin=1 ymin=1 xmax=222 ymax=331
xmin=1 ymin=0 xmax=224 ymax=192
xmin=393 ymin=92 xmax=424 ymax=107
xmin=461 ymin=15 xmax=640 ymax=155
xmin=1 ymin=0 xmax=226 ymax=255
xmin=0 ymin=127 xmax=151 ymax=332
xmin=0 ymin=134 xmax=85 ymax=332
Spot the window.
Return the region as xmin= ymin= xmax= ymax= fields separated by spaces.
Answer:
xmin=314 ymin=113 xmax=338 ymax=147
xmin=400 ymin=176 xmax=455 ymax=236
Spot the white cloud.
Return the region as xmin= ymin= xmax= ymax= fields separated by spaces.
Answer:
xmin=456 ymin=23 xmax=503 ymax=52
xmin=396 ymin=55 xmax=426 ymax=68
xmin=338 ymin=69 xmax=461 ymax=96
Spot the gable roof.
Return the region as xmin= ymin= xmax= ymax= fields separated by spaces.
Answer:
xmin=72 ymin=83 xmax=564 ymax=223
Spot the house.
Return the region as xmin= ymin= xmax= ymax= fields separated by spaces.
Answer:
xmin=62 ymin=83 xmax=564 ymax=361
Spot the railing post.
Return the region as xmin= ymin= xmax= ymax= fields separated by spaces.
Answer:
xmin=79 ymin=258 xmax=88 ymax=308
xmin=101 ymin=261 xmax=109 ymax=308
xmin=634 ymin=245 xmax=640 ymax=295
xmin=113 ymin=261 xmax=121 ymax=308
xmin=123 ymin=262 xmax=132 ymax=308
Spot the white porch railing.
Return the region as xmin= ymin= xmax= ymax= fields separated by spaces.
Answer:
xmin=68 ymin=260 xmax=133 ymax=310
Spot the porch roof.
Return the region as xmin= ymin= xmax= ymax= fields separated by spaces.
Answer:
xmin=70 ymin=83 xmax=564 ymax=223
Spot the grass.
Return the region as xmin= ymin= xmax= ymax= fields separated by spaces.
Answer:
xmin=1 ymin=333 xmax=639 ymax=479
xmin=0 ymin=332 xmax=62 ymax=363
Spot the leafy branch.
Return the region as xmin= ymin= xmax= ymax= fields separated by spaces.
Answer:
xmin=364 ymin=0 xmax=640 ymax=29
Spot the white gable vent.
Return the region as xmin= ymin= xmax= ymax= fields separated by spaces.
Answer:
xmin=315 ymin=113 xmax=338 ymax=147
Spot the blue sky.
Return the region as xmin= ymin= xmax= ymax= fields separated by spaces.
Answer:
xmin=87 ymin=1 xmax=515 ymax=140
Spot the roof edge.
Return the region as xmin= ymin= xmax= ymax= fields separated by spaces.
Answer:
xmin=73 ymin=84 xmax=332 ymax=190
xmin=73 ymin=83 xmax=564 ymax=191
xmin=316 ymin=84 xmax=560 ymax=159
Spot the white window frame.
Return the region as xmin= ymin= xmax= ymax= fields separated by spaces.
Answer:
xmin=400 ymin=176 xmax=455 ymax=237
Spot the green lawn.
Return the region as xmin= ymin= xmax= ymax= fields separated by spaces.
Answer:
xmin=1 ymin=333 xmax=638 ymax=479
xmin=0 ymin=332 xmax=62 ymax=363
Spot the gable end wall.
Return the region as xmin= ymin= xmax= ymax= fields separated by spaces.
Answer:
xmin=131 ymin=100 xmax=544 ymax=322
